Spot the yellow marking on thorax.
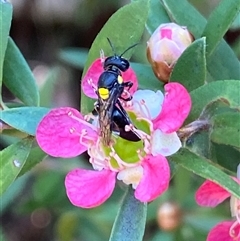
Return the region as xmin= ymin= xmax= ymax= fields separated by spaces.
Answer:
xmin=98 ymin=87 xmax=109 ymax=100
xmin=118 ymin=75 xmax=123 ymax=84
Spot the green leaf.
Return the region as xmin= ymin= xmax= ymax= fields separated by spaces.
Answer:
xmin=211 ymin=112 xmax=240 ymax=148
xmin=58 ymin=47 xmax=88 ymax=69
xmin=207 ymin=42 xmax=240 ymax=80
xmin=188 ymin=80 xmax=240 ymax=122
xmin=161 ymin=0 xmax=240 ymax=80
xmin=170 ymin=37 xmax=206 ymax=91
xmin=81 ymin=0 xmax=149 ymax=113
xmin=186 ymin=131 xmax=211 ymax=159
xmin=169 ymin=148 xmax=240 ymax=199
xmin=161 ymin=0 xmax=205 ymax=38
xmin=0 ymin=1 xmax=12 ymax=89
xmin=3 ymin=38 xmax=40 ymax=106
xmin=202 ymin=0 xmax=240 ymax=57
xmin=1 ymin=107 xmax=50 ymax=135
xmin=210 ymin=143 xmax=240 ymax=173
xmin=146 ymin=0 xmax=170 ymax=34
xmin=39 ymin=67 xmax=60 ymax=107
xmin=131 ymin=62 xmax=164 ymax=91
xmin=109 ymin=187 xmax=147 ymax=241
xmin=0 ymin=137 xmax=33 ymax=195
xmin=231 ymin=12 xmax=240 ymax=30
xmin=0 ymin=173 xmax=30 ymax=212
xmin=18 ymin=145 xmax=47 ymax=177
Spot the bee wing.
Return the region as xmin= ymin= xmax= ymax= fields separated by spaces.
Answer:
xmin=98 ymin=87 xmax=121 ymax=145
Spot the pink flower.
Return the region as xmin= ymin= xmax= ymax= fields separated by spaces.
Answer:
xmin=36 ymin=62 xmax=191 ymax=208
xmin=195 ymin=165 xmax=240 ymax=241
xmin=147 ymin=22 xmax=194 ymax=83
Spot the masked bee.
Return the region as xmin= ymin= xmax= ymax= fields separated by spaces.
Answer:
xmin=95 ymin=38 xmax=141 ymax=145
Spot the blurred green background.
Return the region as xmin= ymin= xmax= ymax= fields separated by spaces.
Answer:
xmin=1 ymin=0 xmax=239 ymax=240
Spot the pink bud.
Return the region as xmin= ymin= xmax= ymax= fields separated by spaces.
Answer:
xmin=147 ymin=23 xmax=194 ymax=83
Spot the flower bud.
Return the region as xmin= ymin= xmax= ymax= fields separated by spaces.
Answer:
xmin=157 ymin=202 xmax=182 ymax=231
xmin=147 ymin=23 xmax=194 ymax=83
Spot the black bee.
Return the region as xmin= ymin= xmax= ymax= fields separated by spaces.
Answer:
xmin=95 ymin=38 xmax=141 ymax=145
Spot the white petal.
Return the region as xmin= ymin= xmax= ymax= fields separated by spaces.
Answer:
xmin=117 ymin=166 xmax=143 ymax=189
xmin=151 ymin=129 xmax=182 ymax=156
xmin=132 ymin=89 xmax=164 ymax=119
xmin=88 ymin=144 xmax=106 ymax=171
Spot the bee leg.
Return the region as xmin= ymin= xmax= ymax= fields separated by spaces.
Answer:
xmin=120 ymin=94 xmax=132 ymax=102
xmin=123 ymin=81 xmax=133 ymax=91
xmin=93 ymin=101 xmax=100 ymax=114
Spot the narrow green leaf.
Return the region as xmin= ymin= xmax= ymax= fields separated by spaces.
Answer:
xmin=169 ymin=148 xmax=240 ymax=199
xmin=81 ymin=0 xmax=149 ymax=113
xmin=170 ymin=37 xmax=206 ymax=91
xmin=131 ymin=62 xmax=164 ymax=91
xmin=3 ymin=38 xmax=40 ymax=106
xmin=207 ymin=42 xmax=240 ymax=80
xmin=231 ymin=12 xmax=240 ymax=30
xmin=186 ymin=132 xmax=210 ymax=158
xmin=0 ymin=173 xmax=30 ymax=212
xmin=82 ymin=1 xmax=149 ymax=77
xmin=0 ymin=1 xmax=12 ymax=88
xmin=18 ymin=145 xmax=47 ymax=177
xmin=1 ymin=107 xmax=50 ymax=135
xmin=202 ymin=0 xmax=240 ymax=57
xmin=211 ymin=112 xmax=240 ymax=148
xmin=0 ymin=137 xmax=33 ymax=195
xmin=146 ymin=0 xmax=170 ymax=34
xmin=188 ymin=80 xmax=240 ymax=122
xmin=109 ymin=187 xmax=147 ymax=241
xmin=161 ymin=0 xmax=205 ymax=38
xmin=39 ymin=67 xmax=60 ymax=107
xmin=210 ymin=143 xmax=240 ymax=173
xmin=161 ymin=0 xmax=240 ymax=80
xmin=58 ymin=47 xmax=88 ymax=69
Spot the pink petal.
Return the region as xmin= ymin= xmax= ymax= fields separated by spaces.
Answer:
xmin=160 ymin=28 xmax=172 ymax=39
xmin=207 ymin=221 xmax=237 ymax=241
xmin=195 ymin=180 xmax=231 ymax=207
xmin=153 ymin=39 xmax=182 ymax=64
xmin=153 ymin=82 xmax=191 ymax=133
xmin=65 ymin=168 xmax=116 ymax=208
xmin=36 ymin=107 xmax=97 ymax=158
xmin=81 ymin=59 xmax=102 ymax=99
xmin=81 ymin=58 xmax=138 ymax=99
xmin=123 ymin=67 xmax=138 ymax=95
xmin=135 ymin=155 xmax=170 ymax=202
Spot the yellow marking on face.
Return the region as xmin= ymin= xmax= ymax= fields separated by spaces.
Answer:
xmin=118 ymin=75 xmax=123 ymax=84
xmin=98 ymin=87 xmax=109 ymax=100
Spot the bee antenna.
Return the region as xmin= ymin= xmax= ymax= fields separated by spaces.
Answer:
xmin=107 ymin=37 xmax=116 ymax=56
xmin=120 ymin=42 xmax=139 ymax=57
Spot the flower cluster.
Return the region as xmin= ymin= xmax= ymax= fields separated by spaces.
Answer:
xmin=195 ymin=164 xmax=240 ymax=241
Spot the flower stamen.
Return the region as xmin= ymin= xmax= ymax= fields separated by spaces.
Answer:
xmin=100 ymin=49 xmax=105 ymax=64
xmin=229 ymin=220 xmax=240 ymax=240
xmin=68 ymin=111 xmax=98 ymax=131
xmin=132 ymin=99 xmax=151 ymax=119
xmin=87 ymin=78 xmax=98 ymax=93
xmin=117 ymin=166 xmax=144 ymax=189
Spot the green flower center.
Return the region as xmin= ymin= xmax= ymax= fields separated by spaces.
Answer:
xmin=102 ymin=111 xmax=151 ymax=170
